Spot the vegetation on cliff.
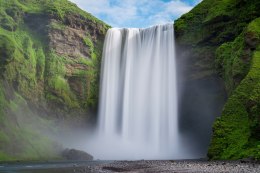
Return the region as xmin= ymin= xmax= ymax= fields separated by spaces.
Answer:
xmin=0 ymin=0 xmax=108 ymax=161
xmin=1 ymin=0 xmax=259 ymax=162
xmin=208 ymin=18 xmax=260 ymax=160
xmin=175 ymin=0 xmax=260 ymax=160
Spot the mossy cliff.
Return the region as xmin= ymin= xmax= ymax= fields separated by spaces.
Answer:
xmin=0 ymin=0 xmax=109 ymax=161
xmin=175 ymin=0 xmax=260 ymax=159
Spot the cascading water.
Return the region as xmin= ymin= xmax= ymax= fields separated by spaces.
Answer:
xmin=89 ymin=24 xmax=181 ymax=160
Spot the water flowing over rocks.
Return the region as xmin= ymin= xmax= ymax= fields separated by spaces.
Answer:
xmin=89 ymin=24 xmax=181 ymax=160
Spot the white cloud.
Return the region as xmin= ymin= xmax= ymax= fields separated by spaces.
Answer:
xmin=145 ymin=0 xmax=193 ymax=26
xmin=69 ymin=0 xmax=196 ymax=28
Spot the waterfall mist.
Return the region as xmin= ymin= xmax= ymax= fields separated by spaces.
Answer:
xmin=45 ymin=24 xmax=226 ymax=161
xmin=85 ymin=24 xmax=191 ymax=160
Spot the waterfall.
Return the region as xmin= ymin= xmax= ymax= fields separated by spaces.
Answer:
xmin=92 ymin=24 xmax=180 ymax=160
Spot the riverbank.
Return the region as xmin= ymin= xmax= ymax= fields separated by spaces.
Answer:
xmin=0 ymin=160 xmax=259 ymax=173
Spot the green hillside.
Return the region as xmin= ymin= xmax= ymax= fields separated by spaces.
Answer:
xmin=175 ymin=0 xmax=260 ymax=160
xmin=0 ymin=0 xmax=108 ymax=161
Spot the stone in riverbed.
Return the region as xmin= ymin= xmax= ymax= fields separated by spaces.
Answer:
xmin=62 ymin=148 xmax=93 ymax=160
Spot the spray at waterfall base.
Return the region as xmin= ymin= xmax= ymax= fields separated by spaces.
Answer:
xmin=84 ymin=24 xmax=191 ymax=160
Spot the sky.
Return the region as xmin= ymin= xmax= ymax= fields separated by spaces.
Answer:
xmin=69 ymin=0 xmax=202 ymax=28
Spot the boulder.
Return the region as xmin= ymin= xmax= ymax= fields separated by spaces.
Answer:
xmin=62 ymin=148 xmax=93 ymax=161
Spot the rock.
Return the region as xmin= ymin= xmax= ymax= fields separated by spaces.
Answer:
xmin=48 ymin=22 xmax=91 ymax=59
xmin=239 ymin=157 xmax=256 ymax=163
xmin=245 ymin=32 xmax=259 ymax=49
xmin=62 ymin=148 xmax=93 ymax=161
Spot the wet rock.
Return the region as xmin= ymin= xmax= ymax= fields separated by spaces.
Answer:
xmin=62 ymin=148 xmax=93 ymax=161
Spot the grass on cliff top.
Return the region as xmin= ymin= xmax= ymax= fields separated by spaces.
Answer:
xmin=0 ymin=0 xmax=109 ymax=32
xmin=0 ymin=0 xmax=105 ymax=110
xmin=174 ymin=0 xmax=260 ymax=45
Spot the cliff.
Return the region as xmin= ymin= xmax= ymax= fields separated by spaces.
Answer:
xmin=0 ymin=0 xmax=109 ymax=160
xmin=175 ymin=0 xmax=260 ymax=159
xmin=1 ymin=0 xmax=259 ymax=162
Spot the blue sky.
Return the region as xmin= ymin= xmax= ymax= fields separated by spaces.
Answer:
xmin=69 ymin=0 xmax=202 ymax=28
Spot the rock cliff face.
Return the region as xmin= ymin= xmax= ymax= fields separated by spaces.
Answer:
xmin=175 ymin=0 xmax=260 ymax=159
xmin=0 ymin=0 xmax=109 ymax=160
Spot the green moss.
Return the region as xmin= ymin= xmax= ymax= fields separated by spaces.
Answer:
xmin=0 ymin=0 xmax=107 ymax=111
xmin=83 ymin=33 xmax=97 ymax=60
xmin=175 ymin=0 xmax=260 ymax=45
xmin=15 ymin=128 xmax=60 ymax=160
xmin=84 ymin=35 xmax=94 ymax=52
xmin=175 ymin=0 xmax=260 ymax=160
xmin=35 ymin=48 xmax=45 ymax=80
xmin=49 ymin=21 xmax=66 ymax=31
xmin=0 ymin=9 xmax=17 ymax=31
xmin=246 ymin=18 xmax=260 ymax=44
xmin=0 ymin=151 xmax=13 ymax=161
xmin=44 ymin=51 xmax=80 ymax=109
xmin=215 ymin=33 xmax=250 ymax=94
xmin=85 ymin=40 xmax=103 ymax=108
xmin=0 ymin=35 xmax=15 ymax=72
xmin=48 ymin=76 xmax=79 ymax=108
xmin=45 ymin=51 xmax=66 ymax=77
xmin=203 ymin=0 xmax=234 ymax=23
xmin=209 ymin=19 xmax=260 ymax=159
xmin=0 ymin=24 xmax=51 ymax=102
xmin=0 ymin=85 xmax=61 ymax=161
xmin=0 ymin=131 xmax=9 ymax=145
xmin=78 ymin=57 xmax=93 ymax=66
xmin=15 ymin=0 xmax=108 ymax=29
xmin=0 ymin=0 xmax=108 ymax=161
xmin=0 ymin=85 xmax=5 ymax=121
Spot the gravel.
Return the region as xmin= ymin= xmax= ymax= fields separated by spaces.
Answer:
xmin=72 ymin=160 xmax=260 ymax=173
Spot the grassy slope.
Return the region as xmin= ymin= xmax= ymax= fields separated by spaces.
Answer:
xmin=208 ymin=18 xmax=260 ymax=160
xmin=0 ymin=0 xmax=108 ymax=161
xmin=175 ymin=0 xmax=260 ymax=159
xmin=175 ymin=0 xmax=259 ymax=46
